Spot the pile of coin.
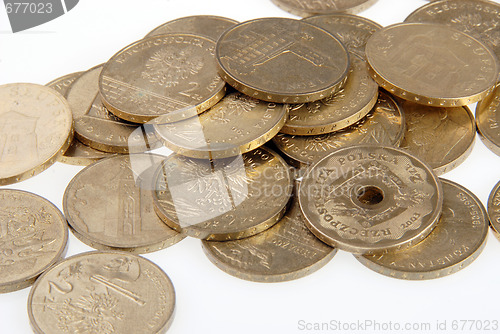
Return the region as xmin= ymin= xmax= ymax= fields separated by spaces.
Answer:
xmin=1 ymin=0 xmax=500 ymax=332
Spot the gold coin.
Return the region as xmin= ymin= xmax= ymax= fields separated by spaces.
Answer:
xmin=357 ymin=179 xmax=489 ymax=280
xmin=488 ymin=180 xmax=500 ymax=241
xmin=99 ymin=34 xmax=226 ymax=123
xmin=0 ymin=189 xmax=68 ymax=293
xmin=281 ymin=54 xmax=378 ymax=135
xmin=303 ymin=13 xmax=382 ymax=58
xmin=154 ymin=91 xmax=288 ymax=159
xmin=0 ymin=83 xmax=73 ymax=185
xmin=365 ymin=23 xmax=498 ymax=107
xmin=202 ymin=193 xmax=337 ymax=282
xmin=299 ymin=145 xmax=443 ymax=254
xmin=146 ymin=15 xmax=239 ymax=40
xmin=63 ymin=154 xmax=184 ymax=254
xmin=273 ymin=91 xmax=404 ymax=165
xmin=46 ymin=71 xmax=82 ymax=97
xmin=28 ymin=251 xmax=175 ymax=334
xmin=152 ymin=146 xmax=293 ymax=241
xmin=67 ymin=65 xmax=159 ymax=154
xmin=271 ymin=0 xmax=378 ymax=17
xmin=216 ymin=17 xmax=350 ymax=103
xmin=476 ymin=85 xmax=500 ymax=157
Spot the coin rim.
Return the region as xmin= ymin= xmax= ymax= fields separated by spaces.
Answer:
xmin=488 ymin=180 xmax=500 ymax=241
xmin=476 ymin=86 xmax=500 ymax=157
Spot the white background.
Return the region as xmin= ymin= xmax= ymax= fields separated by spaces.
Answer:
xmin=1 ymin=0 xmax=500 ymax=333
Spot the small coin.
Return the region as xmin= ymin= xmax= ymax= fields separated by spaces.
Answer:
xmin=202 ymin=193 xmax=337 ymax=282
xmin=154 ymin=91 xmax=288 ymax=159
xmin=67 ymin=65 xmax=159 ymax=154
xmin=273 ymin=91 xmax=404 ymax=165
xmin=399 ymin=99 xmax=476 ymax=175
xmin=0 ymin=189 xmax=68 ymax=293
xmin=280 ymin=54 xmax=378 ymax=135
xmin=46 ymin=71 xmax=82 ymax=97
xmin=488 ymin=180 xmax=500 ymax=241
xmin=303 ymin=13 xmax=382 ymax=58
xmin=63 ymin=154 xmax=185 ymax=254
xmin=271 ymin=0 xmax=378 ymax=17
xmin=99 ymin=33 xmax=226 ymax=123
xmin=365 ymin=23 xmax=498 ymax=107
xmin=146 ymin=15 xmax=239 ymax=41
xmin=356 ymin=179 xmax=489 ymax=280
xmin=153 ymin=146 xmax=293 ymax=241
xmin=476 ymin=85 xmax=500 ymax=157
xmin=299 ymin=145 xmax=443 ymax=254
xmin=0 ymin=83 xmax=73 ymax=185
xmin=216 ymin=17 xmax=350 ymax=103
xmin=28 ymin=251 xmax=175 ymax=334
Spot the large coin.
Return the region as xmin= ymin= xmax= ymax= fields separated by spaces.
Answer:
xmin=280 ymin=54 xmax=378 ymax=135
xmin=154 ymin=91 xmax=288 ymax=159
xmin=365 ymin=23 xmax=498 ymax=107
xmin=216 ymin=17 xmax=350 ymax=103
xmin=399 ymin=100 xmax=476 ymax=175
xmin=476 ymin=85 xmax=500 ymax=157
xmin=99 ymin=33 xmax=226 ymax=123
xmin=146 ymin=15 xmax=239 ymax=41
xmin=271 ymin=0 xmax=378 ymax=17
xmin=357 ymin=179 xmax=489 ymax=280
xmin=202 ymin=194 xmax=337 ymax=282
xmin=273 ymin=91 xmax=404 ymax=165
xmin=488 ymin=180 xmax=500 ymax=241
xmin=63 ymin=154 xmax=184 ymax=254
xmin=28 ymin=251 xmax=175 ymax=334
xmin=299 ymin=145 xmax=443 ymax=254
xmin=152 ymin=147 xmax=293 ymax=241
xmin=0 ymin=83 xmax=73 ymax=185
xmin=0 ymin=190 xmax=68 ymax=293
xmin=303 ymin=13 xmax=382 ymax=58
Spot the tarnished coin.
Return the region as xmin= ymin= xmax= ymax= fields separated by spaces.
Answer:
xmin=154 ymin=91 xmax=288 ymax=159
xmin=365 ymin=23 xmax=498 ymax=107
xmin=202 ymin=194 xmax=337 ymax=282
xmin=476 ymin=85 xmax=500 ymax=156
xmin=216 ymin=17 xmax=350 ymax=103
xmin=488 ymin=181 xmax=500 ymax=241
xmin=28 ymin=251 xmax=175 ymax=334
xmin=273 ymin=91 xmax=404 ymax=165
xmin=0 ymin=189 xmax=68 ymax=293
xmin=281 ymin=54 xmax=378 ymax=135
xmin=271 ymin=0 xmax=378 ymax=17
xmin=146 ymin=15 xmax=239 ymax=41
xmin=303 ymin=13 xmax=382 ymax=58
xmin=0 ymin=83 xmax=73 ymax=185
xmin=46 ymin=71 xmax=82 ymax=97
xmin=299 ymin=145 xmax=443 ymax=254
xmin=63 ymin=154 xmax=185 ymax=254
xmin=357 ymin=179 xmax=489 ymax=280
xmin=399 ymin=100 xmax=476 ymax=175
xmin=153 ymin=146 xmax=293 ymax=241
xmin=67 ymin=65 xmax=159 ymax=154
xmin=99 ymin=33 xmax=226 ymax=123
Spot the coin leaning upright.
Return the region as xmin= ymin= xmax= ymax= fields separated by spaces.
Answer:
xmin=476 ymin=85 xmax=500 ymax=157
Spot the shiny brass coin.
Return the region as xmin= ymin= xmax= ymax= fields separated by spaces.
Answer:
xmin=476 ymin=85 xmax=500 ymax=157
xmin=28 ymin=251 xmax=175 ymax=334
xmin=488 ymin=180 xmax=500 ymax=241
xmin=281 ymin=54 xmax=378 ymax=135
xmin=63 ymin=154 xmax=185 ymax=254
xmin=0 ymin=83 xmax=73 ymax=185
xmin=46 ymin=71 xmax=82 ymax=97
xmin=154 ymin=91 xmax=288 ymax=159
xmin=99 ymin=33 xmax=226 ymax=123
xmin=399 ymin=99 xmax=476 ymax=175
xmin=299 ymin=145 xmax=443 ymax=254
xmin=271 ymin=0 xmax=378 ymax=17
xmin=365 ymin=23 xmax=498 ymax=107
xmin=67 ymin=65 xmax=159 ymax=154
xmin=273 ymin=91 xmax=404 ymax=165
xmin=202 ymin=194 xmax=337 ymax=282
xmin=146 ymin=15 xmax=239 ymax=40
xmin=303 ymin=13 xmax=382 ymax=58
xmin=0 ymin=189 xmax=68 ymax=293
xmin=216 ymin=17 xmax=350 ymax=103
xmin=152 ymin=146 xmax=293 ymax=241
xmin=357 ymin=179 xmax=489 ymax=280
